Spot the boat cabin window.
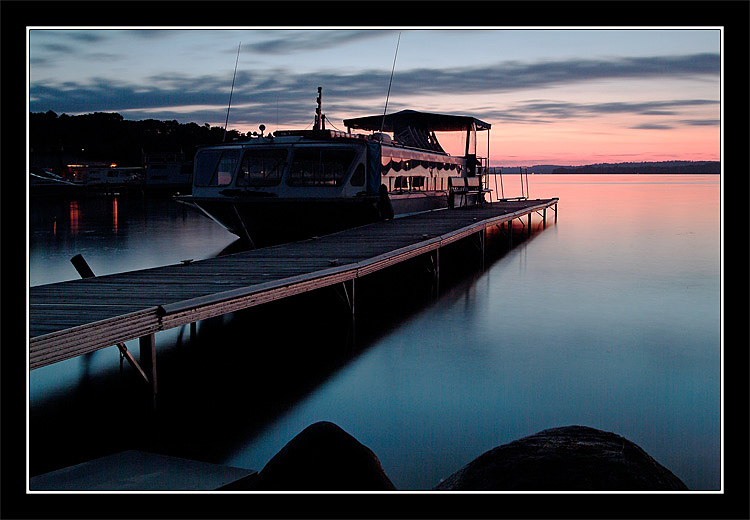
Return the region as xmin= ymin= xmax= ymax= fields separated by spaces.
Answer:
xmin=288 ymin=148 xmax=356 ymax=187
xmin=194 ymin=149 xmax=239 ymax=187
xmin=237 ymin=149 xmax=287 ymax=187
xmin=350 ymin=163 xmax=365 ymax=187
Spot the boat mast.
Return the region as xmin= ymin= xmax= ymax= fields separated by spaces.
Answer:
xmin=380 ymin=32 xmax=401 ymax=137
xmin=223 ymin=42 xmax=241 ymax=142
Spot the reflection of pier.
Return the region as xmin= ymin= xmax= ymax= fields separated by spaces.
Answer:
xmin=30 ymin=198 xmax=558 ymax=403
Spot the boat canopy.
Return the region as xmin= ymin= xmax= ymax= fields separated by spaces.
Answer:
xmin=343 ymin=110 xmax=491 ymax=133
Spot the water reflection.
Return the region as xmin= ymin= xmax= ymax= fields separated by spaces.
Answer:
xmin=29 ymin=194 xmax=236 ymax=286
xmin=28 ymin=203 xmax=539 ymax=478
xmin=112 ymin=197 xmax=118 ymax=233
xmin=68 ymin=200 xmax=79 ymax=236
xmin=28 ymin=176 xmax=720 ymax=490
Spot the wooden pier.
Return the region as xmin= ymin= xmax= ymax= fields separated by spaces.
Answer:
xmin=29 ymin=198 xmax=558 ymax=397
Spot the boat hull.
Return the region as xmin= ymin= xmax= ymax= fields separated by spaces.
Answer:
xmin=176 ymin=190 xmax=452 ymax=246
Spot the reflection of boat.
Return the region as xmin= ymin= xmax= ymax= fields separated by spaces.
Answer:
xmin=176 ymin=91 xmax=491 ymax=247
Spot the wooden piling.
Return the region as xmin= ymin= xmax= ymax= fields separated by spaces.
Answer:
xmin=435 ymin=248 xmax=440 ymax=294
xmin=70 ymin=254 xmax=96 ymax=279
xmin=139 ymin=333 xmax=157 ymax=408
xmin=528 ymin=213 xmax=532 ymax=236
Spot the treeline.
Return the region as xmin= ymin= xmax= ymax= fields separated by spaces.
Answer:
xmin=30 ymin=111 xmax=245 ymax=169
xmin=550 ymin=161 xmax=720 ymax=174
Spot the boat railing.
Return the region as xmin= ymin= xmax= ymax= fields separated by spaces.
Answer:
xmin=482 ymin=166 xmax=531 ymax=201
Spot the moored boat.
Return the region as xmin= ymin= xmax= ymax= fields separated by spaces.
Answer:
xmin=176 ymin=91 xmax=492 ymax=247
xmin=29 ymin=168 xmax=83 ymax=197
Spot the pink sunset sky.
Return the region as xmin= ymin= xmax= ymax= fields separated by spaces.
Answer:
xmin=28 ymin=28 xmax=721 ymax=167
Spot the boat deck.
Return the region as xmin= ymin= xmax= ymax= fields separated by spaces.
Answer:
xmin=29 ymin=198 xmax=558 ymax=371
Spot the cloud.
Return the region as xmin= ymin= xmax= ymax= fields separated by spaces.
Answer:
xmin=630 ymin=123 xmax=674 ymax=130
xmin=489 ymin=99 xmax=719 ymax=123
xmin=29 ymin=53 xmax=720 ymax=128
xmin=241 ymin=29 xmax=397 ymax=55
xmin=32 ymin=29 xmax=107 ymax=44
xmin=384 ymin=53 xmax=719 ymax=97
xmin=125 ymin=29 xmax=174 ymax=40
xmin=680 ymin=119 xmax=721 ymax=126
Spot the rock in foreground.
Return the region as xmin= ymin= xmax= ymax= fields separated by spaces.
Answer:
xmin=251 ymin=421 xmax=396 ymax=491
xmin=434 ymin=425 xmax=688 ymax=491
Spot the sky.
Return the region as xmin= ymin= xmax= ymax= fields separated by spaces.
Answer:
xmin=28 ymin=28 xmax=721 ymax=167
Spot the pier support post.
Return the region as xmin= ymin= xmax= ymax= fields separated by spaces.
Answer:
xmin=555 ymin=203 xmax=558 ymax=223
xmin=71 ymin=253 xmax=151 ymax=387
xmin=435 ymin=248 xmax=440 ymax=294
xmin=336 ymin=279 xmax=356 ymax=320
xmin=543 ymin=208 xmax=547 ymax=228
xmin=528 ymin=213 xmax=532 ymax=237
xmin=429 ymin=248 xmax=440 ymax=295
xmin=480 ymin=228 xmax=486 ymax=270
xmin=139 ymin=333 xmax=157 ymax=409
xmin=508 ymin=219 xmax=513 ymax=247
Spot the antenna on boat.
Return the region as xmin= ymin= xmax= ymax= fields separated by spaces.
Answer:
xmin=379 ymin=31 xmax=401 ymax=138
xmin=314 ymin=87 xmax=324 ymax=131
xmin=223 ymin=42 xmax=242 ymax=142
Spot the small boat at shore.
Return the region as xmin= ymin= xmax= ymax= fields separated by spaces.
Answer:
xmin=176 ymin=90 xmax=492 ymax=247
xmin=29 ymin=168 xmax=83 ymax=197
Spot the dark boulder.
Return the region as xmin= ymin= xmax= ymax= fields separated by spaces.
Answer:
xmin=251 ymin=421 xmax=396 ymax=491
xmin=434 ymin=425 xmax=688 ymax=491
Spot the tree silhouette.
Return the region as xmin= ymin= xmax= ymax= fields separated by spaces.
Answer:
xmin=30 ymin=111 xmax=243 ymax=171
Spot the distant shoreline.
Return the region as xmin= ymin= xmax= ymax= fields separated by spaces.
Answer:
xmin=492 ymin=161 xmax=720 ymax=175
xmin=508 ymin=175 xmax=720 ymax=177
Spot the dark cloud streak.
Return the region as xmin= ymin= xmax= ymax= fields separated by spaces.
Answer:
xmin=30 ymin=53 xmax=720 ymax=128
xmin=241 ymin=29 xmax=398 ymax=55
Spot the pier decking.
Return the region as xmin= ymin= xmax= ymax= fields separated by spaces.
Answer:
xmin=29 ymin=198 xmax=558 ymax=379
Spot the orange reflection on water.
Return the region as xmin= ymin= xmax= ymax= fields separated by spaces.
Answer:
xmin=69 ymin=201 xmax=80 ymax=235
xmin=112 ymin=197 xmax=118 ymax=233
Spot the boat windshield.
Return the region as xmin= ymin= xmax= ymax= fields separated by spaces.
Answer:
xmin=194 ymin=149 xmax=240 ymax=187
xmin=237 ymin=148 xmax=288 ymax=187
xmin=287 ymin=148 xmax=356 ymax=187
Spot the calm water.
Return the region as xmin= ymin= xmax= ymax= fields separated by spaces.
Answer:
xmin=28 ymin=175 xmax=721 ymax=491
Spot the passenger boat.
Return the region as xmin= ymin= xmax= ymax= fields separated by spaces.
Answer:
xmin=29 ymin=168 xmax=82 ymax=197
xmin=175 ymin=91 xmax=492 ymax=247
xmin=143 ymin=152 xmax=193 ymax=195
